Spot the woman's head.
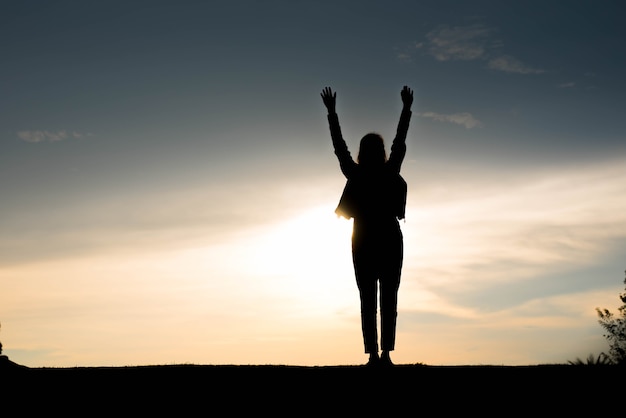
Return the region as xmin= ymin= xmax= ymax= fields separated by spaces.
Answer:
xmin=358 ymin=133 xmax=387 ymax=166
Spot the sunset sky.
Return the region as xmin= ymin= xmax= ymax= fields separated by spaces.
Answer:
xmin=2 ymin=0 xmax=626 ymax=367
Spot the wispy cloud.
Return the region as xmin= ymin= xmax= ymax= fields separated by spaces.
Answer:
xmin=404 ymin=23 xmax=544 ymax=75
xmin=17 ymin=130 xmax=88 ymax=143
xmin=487 ymin=55 xmax=545 ymax=74
xmin=418 ymin=111 xmax=482 ymax=129
xmin=397 ymin=157 xmax=626 ymax=364
xmin=403 ymin=159 xmax=626 ymax=294
xmin=425 ymin=24 xmax=493 ymax=61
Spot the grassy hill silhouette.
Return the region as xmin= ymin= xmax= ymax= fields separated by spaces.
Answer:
xmin=2 ymin=359 xmax=622 ymax=414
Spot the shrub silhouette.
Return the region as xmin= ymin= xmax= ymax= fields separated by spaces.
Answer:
xmin=596 ymin=271 xmax=626 ymax=365
xmin=568 ymin=353 xmax=612 ymax=366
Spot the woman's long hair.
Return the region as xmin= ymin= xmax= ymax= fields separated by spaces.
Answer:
xmin=357 ymin=133 xmax=387 ymax=167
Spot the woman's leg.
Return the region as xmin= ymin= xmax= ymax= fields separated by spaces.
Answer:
xmin=380 ymin=231 xmax=403 ymax=353
xmin=354 ymin=255 xmax=379 ymax=354
xmin=380 ymin=276 xmax=400 ymax=352
xmin=352 ymin=233 xmax=379 ymax=355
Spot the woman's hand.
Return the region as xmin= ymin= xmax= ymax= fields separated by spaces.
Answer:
xmin=401 ymin=85 xmax=413 ymax=109
xmin=321 ymin=86 xmax=336 ymax=114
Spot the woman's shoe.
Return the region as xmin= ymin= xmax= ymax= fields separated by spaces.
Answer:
xmin=366 ymin=352 xmax=380 ymax=367
xmin=380 ymin=351 xmax=394 ymax=367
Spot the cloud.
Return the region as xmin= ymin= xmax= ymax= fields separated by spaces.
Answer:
xmin=396 ymin=52 xmax=412 ymax=62
xmin=17 ymin=130 xmax=88 ymax=143
xmin=558 ymin=82 xmax=576 ymax=88
xmin=394 ymin=159 xmax=626 ymax=365
xmin=406 ymin=24 xmax=544 ymax=75
xmin=425 ymin=24 xmax=493 ymax=61
xmin=418 ymin=111 xmax=482 ymax=129
xmin=487 ymin=55 xmax=545 ymax=74
xmin=403 ymin=158 xmax=626 ymax=293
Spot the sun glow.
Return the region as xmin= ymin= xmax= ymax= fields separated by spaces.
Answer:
xmin=245 ymin=204 xmax=357 ymax=313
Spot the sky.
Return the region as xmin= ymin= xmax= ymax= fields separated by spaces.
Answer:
xmin=1 ymin=0 xmax=626 ymax=367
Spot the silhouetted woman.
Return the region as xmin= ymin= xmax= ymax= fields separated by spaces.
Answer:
xmin=321 ymin=86 xmax=413 ymax=367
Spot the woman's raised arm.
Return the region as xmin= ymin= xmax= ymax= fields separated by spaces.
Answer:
xmin=388 ymin=86 xmax=413 ymax=173
xmin=321 ymin=87 xmax=356 ymax=178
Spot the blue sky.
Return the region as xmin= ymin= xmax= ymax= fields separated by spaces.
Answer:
xmin=1 ymin=0 xmax=626 ymax=367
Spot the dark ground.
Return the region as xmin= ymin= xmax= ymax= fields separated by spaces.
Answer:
xmin=1 ymin=357 xmax=622 ymax=414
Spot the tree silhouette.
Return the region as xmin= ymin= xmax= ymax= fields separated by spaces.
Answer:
xmin=596 ymin=271 xmax=626 ymax=365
